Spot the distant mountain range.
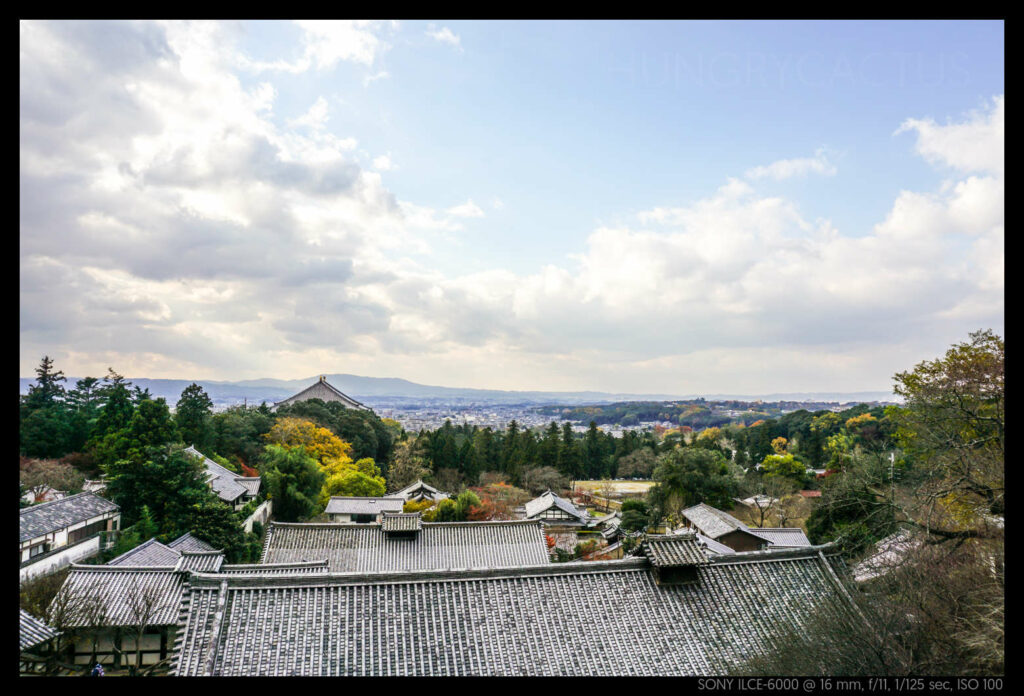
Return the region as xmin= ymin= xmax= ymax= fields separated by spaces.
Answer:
xmin=19 ymin=372 xmax=897 ymax=408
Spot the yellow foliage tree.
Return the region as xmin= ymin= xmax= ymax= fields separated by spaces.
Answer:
xmin=264 ymin=417 xmax=355 ymax=476
xmin=771 ymin=436 xmax=788 ymax=454
xmin=697 ymin=427 xmax=722 ymax=442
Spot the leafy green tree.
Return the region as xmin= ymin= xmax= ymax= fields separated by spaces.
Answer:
xmin=319 ymin=470 xmax=387 ymax=506
xmin=619 ymin=498 xmax=650 ymax=533
xmin=20 ymin=406 xmax=73 ymax=459
xmin=212 ymin=405 xmax=276 ymax=467
xmin=66 ymin=377 xmax=103 ymax=452
xmin=260 ymin=444 xmax=325 ymax=522
xmin=453 ymin=489 xmax=481 ymax=519
xmin=186 ymin=500 xmax=257 ymax=562
xmin=93 ymin=397 xmax=178 ymax=467
xmin=648 ymin=447 xmax=739 ymax=526
xmin=104 ymin=446 xmax=213 ymax=530
xmin=176 ymin=383 xmax=215 ymax=451
xmin=91 ymin=369 xmax=135 ymax=442
xmin=433 ymin=498 xmax=460 ymax=522
xmin=760 ymin=453 xmax=808 ymax=486
xmin=559 ymin=422 xmax=583 ymax=479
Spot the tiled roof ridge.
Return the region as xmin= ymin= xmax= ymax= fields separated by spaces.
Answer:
xmin=186 ymin=557 xmax=652 ymax=588
xmin=180 ymin=549 xmax=226 ymax=556
xmin=67 ymin=563 xmax=183 ymax=573
xmin=169 ymin=574 xmax=194 ymax=675
xmin=704 ymin=542 xmax=839 ymax=565
xmin=265 ymin=517 xmax=542 ymax=529
xmin=187 ymin=545 xmax=840 ymax=590
xmin=19 ymin=489 xmax=102 ymax=512
xmin=106 ymin=537 xmax=174 ymax=564
xmin=222 ymin=559 xmax=330 ymax=570
xmin=326 ymin=494 xmax=404 ymax=501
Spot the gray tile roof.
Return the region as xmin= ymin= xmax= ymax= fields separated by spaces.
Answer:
xmin=643 ymin=533 xmax=710 ymax=567
xmin=680 ymin=503 xmax=749 ymax=540
xmin=172 ymin=546 xmax=860 ymax=676
xmin=381 ymin=512 xmax=423 ymax=533
xmin=183 ymin=446 xmax=254 ymax=503
xmin=324 ymin=496 xmax=405 ymax=516
xmin=174 ymin=551 xmax=226 ymax=573
xmin=236 ymin=477 xmax=262 ymax=497
xmin=107 ymin=538 xmax=181 ymax=567
xmin=392 ymin=479 xmax=449 ymax=502
xmin=57 ymin=565 xmax=186 ymax=627
xmin=748 ymin=527 xmax=812 ymax=548
xmin=261 ymin=519 xmax=550 ymax=572
xmin=20 ymin=492 xmax=119 ymax=542
xmin=20 ymin=609 xmax=60 ymax=652
xmin=694 ymin=532 xmax=736 ymax=556
xmin=168 ymin=532 xmax=219 ymax=554
xmin=220 ymin=560 xmax=330 ymax=576
xmin=272 ymin=376 xmax=368 ymax=411
xmin=524 ymin=491 xmax=588 ymax=522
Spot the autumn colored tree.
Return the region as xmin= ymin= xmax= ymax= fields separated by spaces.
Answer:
xmin=265 ymin=417 xmax=354 ymax=474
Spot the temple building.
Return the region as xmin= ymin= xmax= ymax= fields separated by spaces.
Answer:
xmin=171 ymin=544 xmax=865 ymax=676
xmin=261 ymin=516 xmax=550 ymax=572
xmin=271 ymin=375 xmax=369 ymax=412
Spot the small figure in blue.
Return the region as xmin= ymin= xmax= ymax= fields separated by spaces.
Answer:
xmin=91 ymin=663 xmax=104 ymax=677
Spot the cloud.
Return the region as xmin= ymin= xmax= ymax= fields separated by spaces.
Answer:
xmin=238 ymin=20 xmax=392 ymax=73
xmin=745 ymin=148 xmax=837 ymax=180
xmin=425 ymin=24 xmax=461 ymax=50
xmin=372 ymin=154 xmax=396 ymax=171
xmin=288 ymin=96 xmax=329 ymax=130
xmin=19 ymin=20 xmax=1003 ymax=394
xmin=895 ymin=95 xmax=1004 ymax=175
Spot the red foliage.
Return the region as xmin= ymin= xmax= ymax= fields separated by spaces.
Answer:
xmin=545 ymin=534 xmax=556 ymax=550
xmin=240 ymin=461 xmax=260 ymax=478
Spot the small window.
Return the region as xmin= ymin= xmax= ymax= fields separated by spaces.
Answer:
xmin=30 ymin=543 xmax=50 ymax=558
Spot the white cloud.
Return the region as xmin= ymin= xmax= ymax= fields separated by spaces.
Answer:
xmin=238 ymin=20 xmax=391 ymax=73
xmin=425 ymin=24 xmax=461 ymax=50
xmin=745 ymin=147 xmax=837 ymax=180
xmin=446 ymin=200 xmax=484 ymax=218
xmin=288 ymin=96 xmax=329 ymax=130
xmin=372 ymin=154 xmax=396 ymax=171
xmin=363 ymin=70 xmax=389 ymax=86
xmin=896 ymin=95 xmax=1004 ymax=175
xmin=18 ymin=21 xmax=1003 ymax=394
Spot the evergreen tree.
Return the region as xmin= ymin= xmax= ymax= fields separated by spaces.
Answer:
xmin=260 ymin=444 xmax=325 ymax=522
xmin=23 ymin=356 xmax=67 ymax=410
xmin=176 ymin=383 xmax=215 ymax=450
xmin=92 ymin=369 xmax=135 ymax=442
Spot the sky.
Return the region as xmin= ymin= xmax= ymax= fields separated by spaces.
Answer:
xmin=20 ymin=20 xmax=1004 ymax=395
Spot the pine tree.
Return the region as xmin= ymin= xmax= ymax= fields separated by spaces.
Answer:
xmin=176 ymin=383 xmax=215 ymax=450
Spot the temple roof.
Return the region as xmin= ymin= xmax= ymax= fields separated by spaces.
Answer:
xmin=324 ymin=496 xmax=405 ymax=516
xmin=20 ymin=609 xmax=60 ymax=652
xmin=747 ymin=527 xmax=812 ymax=548
xmin=183 ymin=446 xmax=258 ymax=503
xmin=643 ymin=533 xmax=710 ymax=567
xmin=20 ymin=492 xmax=119 ymax=542
xmin=261 ymin=519 xmax=550 ymax=572
xmin=107 ymin=538 xmax=182 ymax=567
xmin=523 ymin=490 xmax=589 ymax=522
xmin=271 ymin=375 xmax=369 ymax=412
xmin=168 ymin=532 xmax=219 ymax=554
xmin=56 ymin=565 xmax=187 ymax=627
xmin=172 ymin=546 xmax=859 ymax=676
